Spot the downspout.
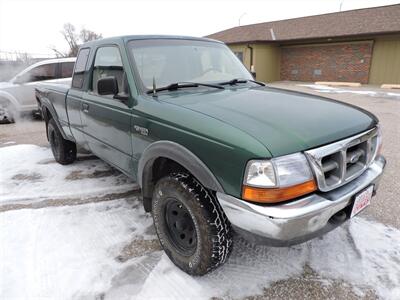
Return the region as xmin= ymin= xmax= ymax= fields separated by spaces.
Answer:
xmin=247 ymin=44 xmax=256 ymax=78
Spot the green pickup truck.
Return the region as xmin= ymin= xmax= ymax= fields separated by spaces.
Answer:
xmin=36 ymin=35 xmax=386 ymax=275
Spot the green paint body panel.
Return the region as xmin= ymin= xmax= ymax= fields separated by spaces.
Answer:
xmin=39 ymin=35 xmax=378 ymax=199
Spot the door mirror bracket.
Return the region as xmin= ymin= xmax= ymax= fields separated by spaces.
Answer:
xmin=114 ymin=94 xmax=129 ymax=105
xmin=97 ymin=76 xmax=119 ymax=96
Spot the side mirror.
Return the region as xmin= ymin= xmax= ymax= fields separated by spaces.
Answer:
xmin=97 ymin=76 xmax=119 ymax=96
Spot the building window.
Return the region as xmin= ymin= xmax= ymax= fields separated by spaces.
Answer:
xmin=313 ymin=69 xmax=322 ymax=76
xmin=234 ymin=51 xmax=244 ymax=62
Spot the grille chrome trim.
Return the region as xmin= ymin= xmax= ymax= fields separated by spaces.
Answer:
xmin=305 ymin=127 xmax=379 ymax=192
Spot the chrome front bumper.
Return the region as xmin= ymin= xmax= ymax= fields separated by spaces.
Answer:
xmin=217 ymin=155 xmax=386 ymax=246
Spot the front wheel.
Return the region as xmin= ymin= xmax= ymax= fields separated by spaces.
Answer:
xmin=152 ymin=173 xmax=233 ymax=275
xmin=47 ymin=118 xmax=76 ymax=165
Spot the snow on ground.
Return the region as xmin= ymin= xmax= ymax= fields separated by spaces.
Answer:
xmin=1 ymin=144 xmax=400 ymax=299
xmin=0 ymin=144 xmax=137 ymax=204
xmin=1 ymin=200 xmax=399 ymax=299
xmin=298 ymin=84 xmax=400 ymax=99
xmin=0 ymin=199 xmax=154 ymax=299
xmin=134 ymin=218 xmax=400 ymax=300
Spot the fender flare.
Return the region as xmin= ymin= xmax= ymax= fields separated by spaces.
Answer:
xmin=138 ymin=141 xmax=225 ymax=210
xmin=40 ymin=97 xmax=70 ymax=141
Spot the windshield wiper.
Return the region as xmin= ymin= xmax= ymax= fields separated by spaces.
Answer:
xmin=147 ymin=81 xmax=224 ymax=96
xmin=218 ymin=78 xmax=265 ymax=86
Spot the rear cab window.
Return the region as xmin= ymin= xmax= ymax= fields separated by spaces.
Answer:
xmin=72 ymin=48 xmax=90 ymax=89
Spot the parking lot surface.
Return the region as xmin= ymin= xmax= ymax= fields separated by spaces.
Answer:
xmin=0 ymin=82 xmax=399 ymax=299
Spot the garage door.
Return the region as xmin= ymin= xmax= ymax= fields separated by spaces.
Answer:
xmin=369 ymin=38 xmax=400 ymax=84
xmin=280 ymin=41 xmax=373 ymax=84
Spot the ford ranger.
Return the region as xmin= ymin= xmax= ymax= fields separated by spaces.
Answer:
xmin=35 ymin=35 xmax=386 ymax=276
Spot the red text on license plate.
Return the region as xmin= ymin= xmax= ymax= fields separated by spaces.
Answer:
xmin=351 ymin=185 xmax=373 ymax=218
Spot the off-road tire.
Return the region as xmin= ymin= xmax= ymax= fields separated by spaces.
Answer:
xmin=47 ymin=118 xmax=76 ymax=165
xmin=152 ymin=172 xmax=233 ymax=276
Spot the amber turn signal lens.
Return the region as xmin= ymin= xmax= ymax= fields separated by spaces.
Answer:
xmin=242 ymin=180 xmax=317 ymax=203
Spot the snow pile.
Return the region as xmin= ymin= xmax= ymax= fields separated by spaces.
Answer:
xmin=298 ymin=84 xmax=400 ymax=99
xmin=0 ymin=144 xmax=137 ymax=204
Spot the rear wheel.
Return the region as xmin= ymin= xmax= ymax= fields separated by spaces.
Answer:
xmin=47 ymin=118 xmax=76 ymax=164
xmin=152 ymin=172 xmax=233 ymax=275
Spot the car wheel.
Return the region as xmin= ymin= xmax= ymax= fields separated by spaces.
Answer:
xmin=47 ymin=118 xmax=77 ymax=165
xmin=0 ymin=103 xmax=15 ymax=124
xmin=32 ymin=109 xmax=43 ymax=120
xmin=152 ymin=172 xmax=233 ymax=275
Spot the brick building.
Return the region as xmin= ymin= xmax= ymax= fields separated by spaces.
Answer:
xmin=207 ymin=4 xmax=400 ymax=84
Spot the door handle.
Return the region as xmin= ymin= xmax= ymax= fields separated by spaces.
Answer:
xmin=82 ymin=103 xmax=89 ymax=113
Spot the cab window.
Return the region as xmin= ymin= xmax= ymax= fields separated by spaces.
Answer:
xmin=91 ymin=46 xmax=128 ymax=97
xmin=72 ymin=48 xmax=90 ymax=89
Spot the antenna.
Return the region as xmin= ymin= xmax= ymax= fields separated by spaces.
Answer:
xmin=239 ymin=13 xmax=247 ymax=26
xmin=152 ymin=76 xmax=157 ymax=97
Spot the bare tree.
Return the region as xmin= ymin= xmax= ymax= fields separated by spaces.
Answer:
xmin=80 ymin=29 xmax=102 ymax=43
xmin=51 ymin=23 xmax=103 ymax=57
xmin=15 ymin=52 xmax=32 ymax=64
xmin=62 ymin=23 xmax=79 ymax=57
xmin=49 ymin=46 xmax=67 ymax=58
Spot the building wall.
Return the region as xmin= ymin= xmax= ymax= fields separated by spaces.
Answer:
xmin=228 ymin=36 xmax=400 ymax=84
xmin=253 ymin=44 xmax=281 ymax=82
xmin=229 ymin=44 xmax=251 ymax=70
xmin=228 ymin=44 xmax=281 ymax=82
xmin=280 ymin=41 xmax=373 ymax=83
xmin=369 ymin=36 xmax=400 ymax=84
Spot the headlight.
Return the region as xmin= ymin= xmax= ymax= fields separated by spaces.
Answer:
xmin=243 ymin=153 xmax=317 ymax=203
xmin=245 ymin=160 xmax=276 ymax=187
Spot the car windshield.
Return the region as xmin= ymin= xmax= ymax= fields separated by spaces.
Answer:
xmin=128 ymin=39 xmax=252 ymax=90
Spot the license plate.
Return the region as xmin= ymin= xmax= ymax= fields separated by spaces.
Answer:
xmin=351 ymin=185 xmax=373 ymax=218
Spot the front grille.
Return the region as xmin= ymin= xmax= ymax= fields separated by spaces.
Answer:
xmin=305 ymin=127 xmax=379 ymax=192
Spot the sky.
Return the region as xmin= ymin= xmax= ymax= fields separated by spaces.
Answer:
xmin=0 ymin=0 xmax=399 ymax=57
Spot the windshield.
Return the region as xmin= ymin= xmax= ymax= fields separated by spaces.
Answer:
xmin=128 ymin=39 xmax=252 ymax=89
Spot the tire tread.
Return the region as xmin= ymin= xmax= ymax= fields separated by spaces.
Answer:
xmin=169 ymin=172 xmax=233 ymax=273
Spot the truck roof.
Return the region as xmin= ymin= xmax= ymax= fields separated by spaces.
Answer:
xmin=81 ymin=35 xmax=223 ymax=48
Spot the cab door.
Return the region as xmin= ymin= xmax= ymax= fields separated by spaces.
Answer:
xmin=67 ymin=48 xmax=91 ymax=148
xmin=81 ymin=45 xmax=133 ymax=175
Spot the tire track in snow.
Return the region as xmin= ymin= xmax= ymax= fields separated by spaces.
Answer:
xmin=128 ymin=218 xmax=400 ymax=300
xmin=0 ymin=144 xmax=138 ymax=206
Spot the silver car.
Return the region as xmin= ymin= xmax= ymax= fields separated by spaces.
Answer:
xmin=0 ymin=57 xmax=76 ymax=123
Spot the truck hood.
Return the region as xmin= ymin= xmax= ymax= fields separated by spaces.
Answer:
xmin=161 ymin=86 xmax=377 ymax=157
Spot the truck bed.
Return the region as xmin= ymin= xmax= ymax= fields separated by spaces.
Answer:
xmin=35 ymin=80 xmax=71 ymax=135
